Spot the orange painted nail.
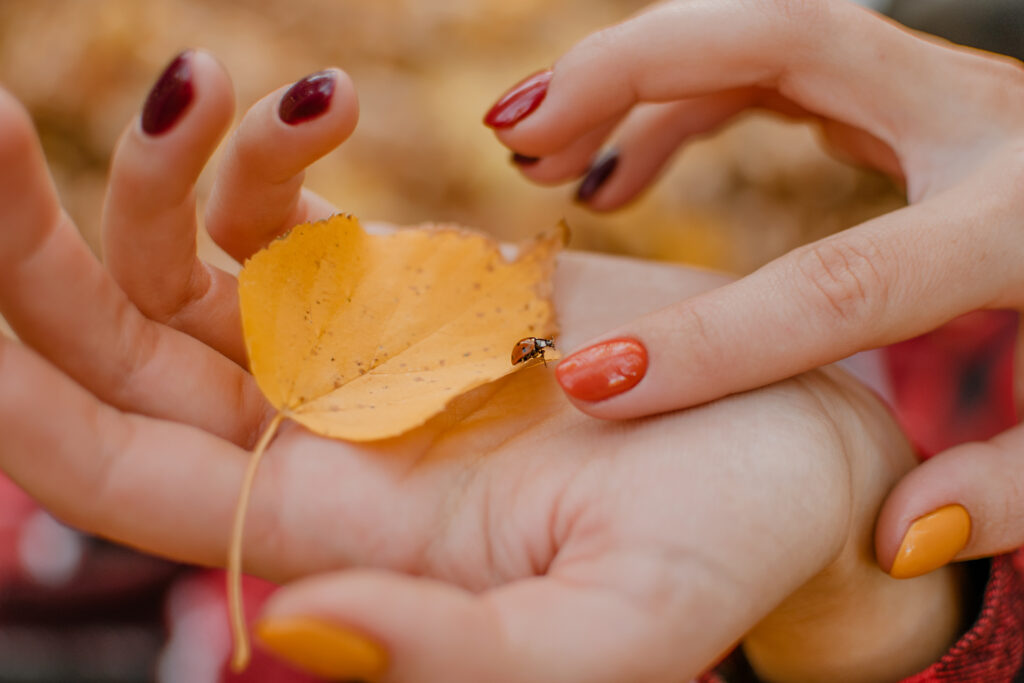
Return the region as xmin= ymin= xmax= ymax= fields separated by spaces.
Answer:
xmin=889 ymin=504 xmax=971 ymax=579
xmin=555 ymin=338 xmax=647 ymax=402
xmin=255 ymin=616 xmax=388 ymax=681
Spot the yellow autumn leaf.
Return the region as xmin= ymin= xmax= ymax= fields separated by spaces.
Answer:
xmin=227 ymin=214 xmax=563 ymax=671
xmin=239 ymin=213 xmax=562 ymax=440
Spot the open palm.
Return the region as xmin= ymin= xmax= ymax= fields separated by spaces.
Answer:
xmin=0 ymin=55 xmax=959 ymax=682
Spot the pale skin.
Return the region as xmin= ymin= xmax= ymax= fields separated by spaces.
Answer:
xmin=492 ymin=0 xmax=1024 ymax=571
xmin=0 ymin=52 xmax=961 ymax=682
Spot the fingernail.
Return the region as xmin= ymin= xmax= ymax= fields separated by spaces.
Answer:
xmin=484 ymin=69 xmax=552 ymax=129
xmin=279 ymin=70 xmax=336 ymax=125
xmin=576 ymin=150 xmax=619 ymax=203
xmin=142 ymin=51 xmax=194 ymax=136
xmin=889 ymin=504 xmax=971 ymax=579
xmin=256 ymin=616 xmax=388 ymax=681
xmin=556 ymin=338 xmax=647 ymax=402
xmin=511 ymin=153 xmax=540 ymax=166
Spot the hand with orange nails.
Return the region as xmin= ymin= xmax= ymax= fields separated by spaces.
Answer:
xmin=486 ymin=0 xmax=1024 ymax=588
xmin=0 ymin=48 xmax=976 ymax=681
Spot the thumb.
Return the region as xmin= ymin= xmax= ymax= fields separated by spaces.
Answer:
xmin=876 ymin=424 xmax=1024 ymax=579
xmin=252 ymin=567 xmax=722 ymax=683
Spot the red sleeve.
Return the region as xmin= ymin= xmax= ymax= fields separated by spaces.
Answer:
xmin=901 ymin=552 xmax=1024 ymax=682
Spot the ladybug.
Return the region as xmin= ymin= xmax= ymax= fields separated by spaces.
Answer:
xmin=511 ymin=337 xmax=556 ymax=366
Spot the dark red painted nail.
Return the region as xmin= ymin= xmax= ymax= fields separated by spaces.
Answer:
xmin=511 ymin=153 xmax=540 ymax=166
xmin=142 ymin=51 xmax=194 ymax=136
xmin=484 ymin=69 xmax=552 ymax=129
xmin=279 ymin=70 xmax=336 ymax=125
xmin=576 ymin=150 xmax=619 ymax=202
xmin=556 ymin=338 xmax=648 ymax=402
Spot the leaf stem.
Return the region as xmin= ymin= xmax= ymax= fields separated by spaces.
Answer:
xmin=228 ymin=411 xmax=284 ymax=673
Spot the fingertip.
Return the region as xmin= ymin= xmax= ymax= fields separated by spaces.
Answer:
xmin=192 ymin=48 xmax=237 ymax=117
xmin=0 ymin=87 xmax=48 ymax=185
xmin=254 ymin=615 xmax=388 ymax=682
xmin=874 ymin=443 xmax=1011 ymax=577
xmin=0 ymin=85 xmax=35 ymax=147
xmin=875 ymin=455 xmax=966 ymax=575
xmin=277 ymin=67 xmax=359 ymax=138
xmin=483 ymin=68 xmax=552 ymax=130
xmin=274 ymin=67 xmax=358 ymax=139
xmin=555 ymin=337 xmax=648 ymax=406
xmin=331 ymin=69 xmax=360 ymax=136
xmin=0 ymin=89 xmax=62 ymax=261
xmin=136 ymin=49 xmax=235 ymax=141
xmin=206 ymin=67 xmax=357 ymax=260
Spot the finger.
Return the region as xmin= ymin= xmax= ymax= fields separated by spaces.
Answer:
xmin=0 ymin=86 xmax=268 ymax=446
xmin=206 ymin=68 xmax=357 ymax=263
xmin=103 ymin=50 xmax=248 ymax=365
xmin=0 ymin=334 xmax=248 ymax=568
xmin=0 ymin=330 xmax=460 ymax=587
xmin=572 ymin=90 xmax=757 ymax=210
xmin=875 ymin=423 xmax=1024 ymax=578
xmin=488 ymin=0 xmax=993 ymax=184
xmin=511 ymin=117 xmax=619 ymax=186
xmin=255 ymin=566 xmax=725 ymax=683
xmin=554 ymin=153 xmax=1024 ymax=419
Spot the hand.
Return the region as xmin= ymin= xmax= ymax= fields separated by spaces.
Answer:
xmin=485 ymin=0 xmax=1024 ymax=579
xmin=0 ymin=51 xmax=959 ymax=682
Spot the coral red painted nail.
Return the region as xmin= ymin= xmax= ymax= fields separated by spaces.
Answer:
xmin=279 ymin=70 xmax=336 ymax=125
xmin=142 ymin=51 xmax=194 ymax=136
xmin=484 ymin=69 xmax=552 ymax=129
xmin=556 ymin=338 xmax=648 ymax=402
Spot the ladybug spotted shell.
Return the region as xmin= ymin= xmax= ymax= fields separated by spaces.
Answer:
xmin=511 ymin=337 xmax=554 ymax=365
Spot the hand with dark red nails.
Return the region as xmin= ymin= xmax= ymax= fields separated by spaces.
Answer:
xmin=486 ymin=0 xmax=1024 ymax=588
xmin=0 ymin=44 xmax=967 ymax=682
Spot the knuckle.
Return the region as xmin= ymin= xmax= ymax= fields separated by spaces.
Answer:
xmin=573 ymin=23 xmax=629 ymax=78
xmin=107 ymin=301 xmax=161 ymax=409
xmin=676 ymin=299 xmax=725 ymax=374
xmin=793 ymin=236 xmax=890 ymax=330
xmin=745 ymin=0 xmax=826 ymax=24
xmin=742 ymin=0 xmax=831 ymax=65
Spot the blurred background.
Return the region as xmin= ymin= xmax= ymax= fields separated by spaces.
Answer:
xmin=0 ymin=0 xmax=1020 ymax=681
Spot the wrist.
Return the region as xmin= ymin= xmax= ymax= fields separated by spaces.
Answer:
xmin=742 ymin=367 xmax=965 ymax=682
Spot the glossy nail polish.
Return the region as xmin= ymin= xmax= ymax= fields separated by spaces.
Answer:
xmin=279 ymin=70 xmax=336 ymax=125
xmin=142 ymin=51 xmax=194 ymax=136
xmin=576 ymin=150 xmax=619 ymax=203
xmin=256 ymin=616 xmax=388 ymax=681
xmin=511 ymin=153 xmax=540 ymax=166
xmin=484 ymin=69 xmax=552 ymax=129
xmin=889 ymin=504 xmax=971 ymax=579
xmin=556 ymin=338 xmax=648 ymax=402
